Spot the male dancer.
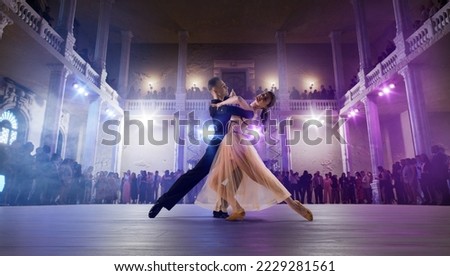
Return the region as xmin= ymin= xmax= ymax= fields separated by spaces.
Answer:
xmin=148 ymin=77 xmax=254 ymax=218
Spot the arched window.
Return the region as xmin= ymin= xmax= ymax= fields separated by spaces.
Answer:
xmin=0 ymin=110 xmax=18 ymax=145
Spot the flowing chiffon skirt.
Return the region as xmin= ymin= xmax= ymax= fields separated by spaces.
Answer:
xmin=195 ymin=123 xmax=290 ymax=211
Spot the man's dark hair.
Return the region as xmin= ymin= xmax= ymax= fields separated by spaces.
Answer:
xmin=208 ymin=77 xmax=221 ymax=91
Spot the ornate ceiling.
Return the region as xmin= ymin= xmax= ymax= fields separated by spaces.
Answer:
xmin=69 ymin=0 xmax=424 ymax=44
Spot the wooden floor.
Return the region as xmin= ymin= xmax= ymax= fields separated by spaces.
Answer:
xmin=0 ymin=204 xmax=449 ymax=256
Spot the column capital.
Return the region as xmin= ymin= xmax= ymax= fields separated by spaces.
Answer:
xmin=397 ymin=64 xmax=413 ymax=78
xmin=329 ymin=30 xmax=342 ymax=39
xmin=275 ymin=30 xmax=286 ymax=40
xmin=178 ymin=30 xmax=189 ymax=40
xmin=101 ymin=0 xmax=115 ymax=5
xmin=121 ymin=30 xmax=133 ymax=40
xmin=360 ymin=94 xmax=378 ymax=105
xmin=47 ymin=64 xmax=69 ymax=76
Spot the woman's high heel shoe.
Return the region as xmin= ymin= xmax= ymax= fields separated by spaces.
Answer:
xmin=292 ymin=200 xmax=313 ymax=221
xmin=226 ymin=210 xmax=245 ymax=221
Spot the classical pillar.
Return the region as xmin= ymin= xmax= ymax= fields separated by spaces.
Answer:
xmin=339 ymin=115 xmax=351 ymax=173
xmin=56 ymin=0 xmax=77 ymax=55
xmin=351 ymin=0 xmax=372 ymax=80
xmin=65 ymin=114 xmax=83 ymax=160
xmin=280 ymin=132 xmax=289 ymax=171
xmin=275 ymin=30 xmax=290 ymax=171
xmin=41 ymin=65 xmax=69 ymax=152
xmin=361 ymin=95 xmax=384 ymax=203
xmin=398 ymin=65 xmax=431 ymax=156
xmin=275 ymin=30 xmax=289 ymax=111
xmin=93 ymin=0 xmax=114 ymax=73
xmin=113 ymin=114 xmax=123 ymax=174
xmin=81 ymin=98 xmax=103 ymax=170
xmin=0 ymin=11 xmax=13 ymax=40
xmin=392 ymin=0 xmax=411 ymax=58
xmin=117 ymin=30 xmax=133 ymax=98
xmin=329 ymin=30 xmax=346 ymax=101
xmin=175 ymin=30 xmax=189 ymax=106
xmin=175 ymin=30 xmax=189 ymax=170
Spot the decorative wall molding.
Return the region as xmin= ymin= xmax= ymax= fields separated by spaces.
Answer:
xmin=0 ymin=77 xmax=34 ymax=120
xmin=213 ymin=60 xmax=256 ymax=92
xmin=0 ymin=10 xmax=12 ymax=39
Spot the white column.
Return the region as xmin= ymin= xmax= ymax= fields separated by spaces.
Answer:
xmin=93 ymin=0 xmax=114 ymax=73
xmin=351 ymin=0 xmax=372 ymax=76
xmin=175 ymin=30 xmax=189 ymax=170
xmin=65 ymin=114 xmax=83 ymax=160
xmin=329 ymin=30 xmax=346 ymax=101
xmin=398 ymin=65 xmax=431 ymax=156
xmin=275 ymin=31 xmax=290 ymax=171
xmin=275 ymin=30 xmax=289 ymax=111
xmin=118 ymin=30 xmax=133 ymax=98
xmin=56 ymin=0 xmax=77 ymax=56
xmin=56 ymin=0 xmax=77 ymax=36
xmin=175 ymin=30 xmax=189 ymax=105
xmin=339 ymin=115 xmax=351 ymax=173
xmin=41 ymin=64 xmax=69 ymax=152
xmin=81 ymin=98 xmax=103 ymax=170
xmin=393 ymin=0 xmax=411 ymax=58
xmin=361 ymin=95 xmax=384 ymax=203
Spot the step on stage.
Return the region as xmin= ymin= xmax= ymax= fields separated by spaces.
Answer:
xmin=0 ymin=204 xmax=449 ymax=256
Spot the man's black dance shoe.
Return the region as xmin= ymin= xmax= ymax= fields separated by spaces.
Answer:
xmin=148 ymin=202 xmax=163 ymax=218
xmin=213 ymin=210 xmax=229 ymax=218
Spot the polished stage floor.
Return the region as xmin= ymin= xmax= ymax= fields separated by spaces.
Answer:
xmin=0 ymin=204 xmax=449 ymax=256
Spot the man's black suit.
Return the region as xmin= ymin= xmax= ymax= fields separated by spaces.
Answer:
xmin=153 ymin=98 xmax=254 ymax=211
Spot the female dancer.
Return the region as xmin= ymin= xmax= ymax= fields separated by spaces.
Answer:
xmin=195 ymin=91 xmax=313 ymax=221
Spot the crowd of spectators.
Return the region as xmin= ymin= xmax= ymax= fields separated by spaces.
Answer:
xmin=413 ymin=0 xmax=449 ymax=30
xmin=289 ymin=85 xmax=336 ymax=100
xmin=377 ymin=145 xmax=450 ymax=205
xmin=1 ymin=140 xmax=448 ymax=206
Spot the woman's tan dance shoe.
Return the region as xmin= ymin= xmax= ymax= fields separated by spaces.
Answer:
xmin=293 ymin=200 xmax=313 ymax=221
xmin=226 ymin=210 xmax=246 ymax=221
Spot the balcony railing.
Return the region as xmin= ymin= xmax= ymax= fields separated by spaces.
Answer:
xmin=126 ymin=99 xmax=337 ymax=113
xmin=343 ymin=1 xmax=450 ymax=108
xmin=71 ymin=51 xmax=100 ymax=86
xmin=2 ymin=0 xmax=119 ymax=106
xmin=10 ymin=0 xmax=65 ymax=54
xmin=406 ymin=4 xmax=449 ymax=54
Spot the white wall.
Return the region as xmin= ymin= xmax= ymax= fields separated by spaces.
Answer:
xmin=120 ymin=115 xmax=176 ymax=173
xmin=289 ymin=114 xmax=343 ymax=175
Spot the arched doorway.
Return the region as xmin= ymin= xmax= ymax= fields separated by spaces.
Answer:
xmin=0 ymin=109 xmax=26 ymax=145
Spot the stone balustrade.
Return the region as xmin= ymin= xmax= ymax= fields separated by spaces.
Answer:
xmin=407 ymin=20 xmax=433 ymax=53
xmin=366 ymin=66 xmax=381 ymax=87
xmin=407 ymin=2 xmax=449 ymax=53
xmin=343 ymin=1 xmax=450 ymax=111
xmin=380 ymin=51 xmax=398 ymax=75
xmin=1 ymin=0 xmax=119 ymax=108
xmin=126 ymin=99 xmax=337 ymax=114
xmin=9 ymin=0 xmax=64 ymax=53
xmin=186 ymin=100 xmax=210 ymax=111
xmin=431 ymin=4 xmax=449 ymax=32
